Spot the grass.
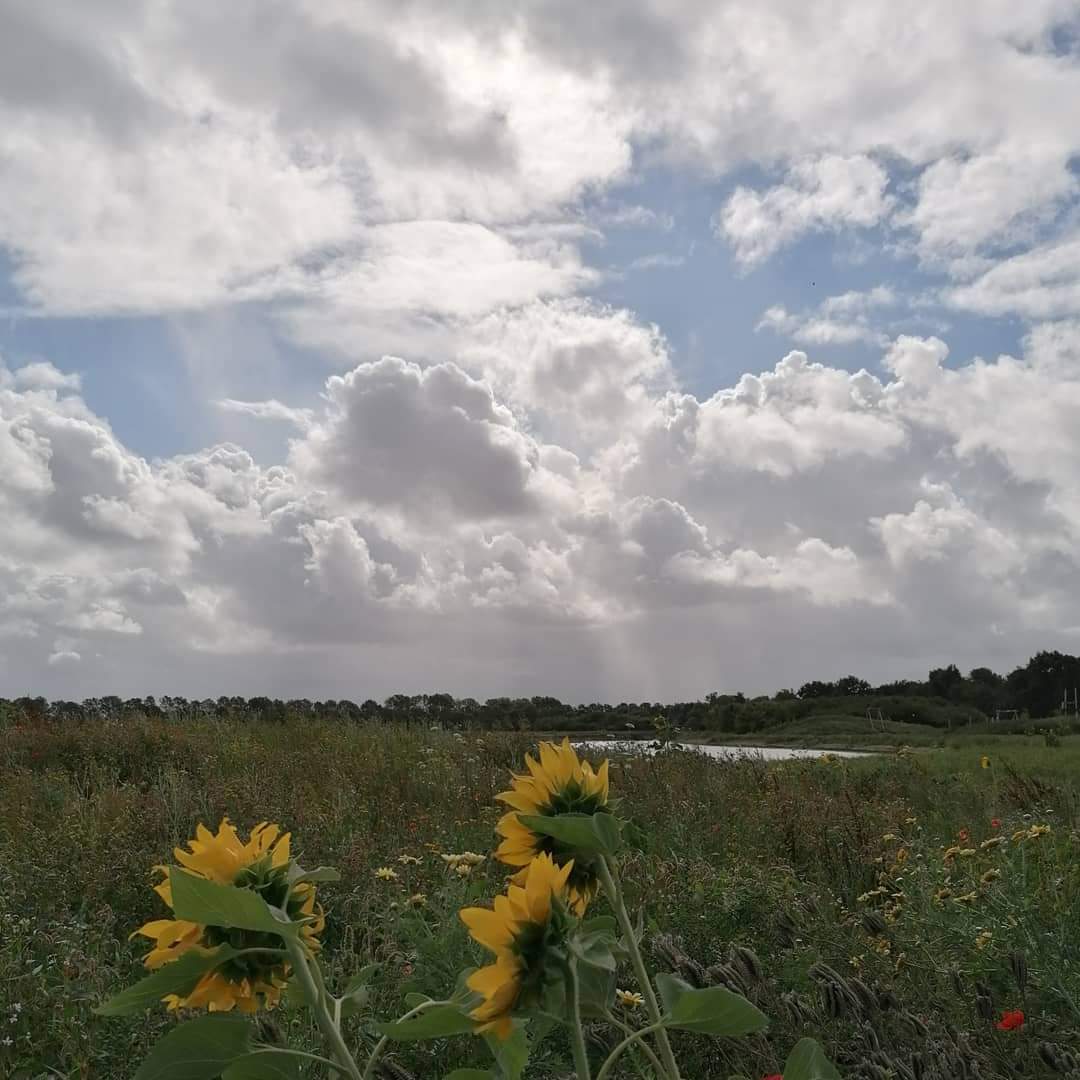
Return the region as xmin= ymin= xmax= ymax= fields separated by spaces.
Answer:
xmin=1 ymin=716 xmax=1078 ymax=1078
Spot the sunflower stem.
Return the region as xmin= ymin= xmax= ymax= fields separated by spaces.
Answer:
xmin=595 ymin=1022 xmax=665 ymax=1080
xmin=565 ymin=958 xmax=592 ymax=1080
xmin=284 ymin=936 xmax=363 ymax=1080
xmin=597 ymin=857 xmax=682 ymax=1080
xmin=361 ymin=999 xmax=448 ymax=1080
xmin=603 ymin=1009 xmax=668 ymax=1078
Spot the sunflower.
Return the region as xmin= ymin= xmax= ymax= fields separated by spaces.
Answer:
xmin=133 ymin=818 xmax=324 ymax=1013
xmin=495 ymin=738 xmax=610 ymax=914
xmin=460 ymin=853 xmax=575 ymax=1039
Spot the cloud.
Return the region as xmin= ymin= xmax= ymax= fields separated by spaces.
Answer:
xmin=216 ymin=398 xmax=314 ymax=428
xmin=757 ymin=287 xmax=899 ymax=346
xmin=715 ymin=156 xmax=893 ymax=266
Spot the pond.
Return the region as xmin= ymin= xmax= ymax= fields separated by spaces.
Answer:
xmin=574 ymin=740 xmax=869 ymax=760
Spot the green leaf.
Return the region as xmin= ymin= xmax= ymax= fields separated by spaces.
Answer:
xmin=374 ymin=1004 xmax=477 ymax=1041
xmin=783 ymin=1038 xmax=841 ymax=1080
xmin=283 ymin=975 xmax=311 ymax=1011
xmin=286 ymin=864 xmax=341 ymax=886
xmin=444 ymin=1072 xmax=494 ymax=1080
xmin=590 ymin=812 xmax=624 ymax=855
xmin=656 ymin=974 xmax=769 ymax=1036
xmin=580 ymin=916 xmax=617 ymax=935
xmin=222 ymin=1048 xmax=304 ymax=1080
xmin=575 ymin=956 xmax=616 ymax=1018
xmin=404 ymin=992 xmax=433 ymax=1008
xmin=342 ymin=964 xmax=380 ymax=995
xmin=569 ymin=932 xmax=617 ymax=973
xmin=170 ymin=870 xmax=299 ymax=937
xmin=517 ymin=812 xmax=623 ymax=855
xmin=484 ymin=1020 xmax=529 ymax=1079
xmin=133 ymin=1014 xmax=253 ymax=1080
xmin=96 ymin=946 xmax=241 ymax=1016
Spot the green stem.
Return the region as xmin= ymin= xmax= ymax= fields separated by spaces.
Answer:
xmin=361 ymin=999 xmax=447 ymax=1080
xmin=284 ymin=936 xmax=363 ymax=1080
xmin=595 ymin=1023 xmax=664 ymax=1080
xmin=603 ymin=1010 xmax=667 ymax=1078
xmin=565 ymin=960 xmax=592 ymax=1080
xmin=597 ymin=857 xmax=682 ymax=1080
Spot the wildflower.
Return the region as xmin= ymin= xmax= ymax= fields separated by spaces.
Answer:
xmin=407 ymin=893 xmax=427 ymax=908
xmin=763 ymin=1074 xmax=783 ymax=1080
xmin=397 ymin=855 xmax=422 ymax=866
xmin=980 ymin=755 xmax=990 ymax=769
xmin=615 ymin=989 xmax=644 ymax=1008
xmin=958 ymin=828 xmax=970 ymax=842
xmin=375 ymin=867 xmax=399 ymax=882
xmin=454 ymin=862 xmax=474 ymax=877
xmin=460 ymin=853 xmax=575 ymax=1040
xmin=905 ymin=816 xmax=918 ymax=826
xmin=881 ymin=833 xmax=899 ymax=842
xmin=495 ymin=738 xmax=610 ymax=914
xmin=980 ymin=869 xmax=1001 ymax=885
xmin=975 ymin=930 xmax=993 ymax=950
xmin=1029 ymin=824 xmax=1051 ymax=838
xmin=991 ymin=818 xmax=1001 ymax=830
xmin=857 ymin=887 xmax=887 ymax=902
xmin=980 ymin=836 xmax=1005 ymax=851
xmin=996 ymin=1009 xmax=1025 ymax=1032
xmin=894 ymin=847 xmax=909 ymax=865
xmin=133 ymin=819 xmax=323 ymax=1013
xmin=954 ymin=890 xmax=978 ymax=904
xmin=819 ymin=753 xmax=836 ymax=764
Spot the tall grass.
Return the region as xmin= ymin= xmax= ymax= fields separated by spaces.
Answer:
xmin=2 ymin=717 xmax=1077 ymax=1078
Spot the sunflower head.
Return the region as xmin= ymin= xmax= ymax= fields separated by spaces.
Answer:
xmin=134 ymin=818 xmax=324 ymax=1014
xmin=460 ymin=853 xmax=576 ymax=1039
xmin=495 ymin=738 xmax=610 ymax=914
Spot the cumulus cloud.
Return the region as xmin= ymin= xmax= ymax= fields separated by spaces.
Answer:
xmin=2 ymin=318 xmax=1080 ymax=699
xmin=715 ymin=156 xmax=893 ymax=266
xmin=5 ymin=3 xmax=1080 ymax=698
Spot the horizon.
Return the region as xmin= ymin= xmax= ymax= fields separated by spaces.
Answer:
xmin=3 ymin=4 xmax=1080 ymax=699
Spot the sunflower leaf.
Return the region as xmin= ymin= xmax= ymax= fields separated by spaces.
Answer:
xmin=133 ymin=1014 xmax=253 ymax=1080
xmin=782 ymin=1038 xmax=841 ymax=1080
xmin=373 ymin=1003 xmax=477 ymax=1041
xmin=657 ymin=973 xmax=769 ymax=1036
xmin=222 ymin=1047 xmax=304 ymax=1079
xmin=286 ymin=864 xmax=341 ymax=885
xmin=444 ymin=1072 xmax=494 ymax=1080
xmin=170 ymin=870 xmax=300 ymax=937
xmin=484 ymin=1020 xmax=529 ymax=1079
xmin=517 ymin=812 xmax=622 ymax=855
xmin=95 ymin=945 xmax=241 ymax=1016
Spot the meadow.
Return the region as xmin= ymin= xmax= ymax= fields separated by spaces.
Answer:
xmin=1 ymin=715 xmax=1077 ymax=1079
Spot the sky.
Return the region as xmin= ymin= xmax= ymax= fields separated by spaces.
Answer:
xmin=3 ymin=0 xmax=1080 ymax=703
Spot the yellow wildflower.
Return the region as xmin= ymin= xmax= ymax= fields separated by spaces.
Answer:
xmin=980 ymin=869 xmax=1001 ymax=885
xmin=397 ymin=855 xmax=422 ymax=866
xmin=954 ymin=890 xmax=978 ymax=904
xmin=975 ymin=930 xmax=993 ymax=950
xmin=407 ymin=893 xmax=427 ymax=908
xmin=980 ymin=755 xmax=990 ymax=769
xmin=980 ymin=836 xmax=1005 ymax=851
xmin=615 ymin=989 xmax=644 ymax=1008
xmin=375 ymin=867 xmax=399 ymax=882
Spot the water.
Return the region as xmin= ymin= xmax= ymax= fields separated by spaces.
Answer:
xmin=574 ymin=740 xmax=868 ymax=760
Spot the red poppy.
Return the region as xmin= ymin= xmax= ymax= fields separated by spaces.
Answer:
xmin=762 ymin=1074 xmax=783 ymax=1080
xmin=958 ymin=828 xmax=970 ymax=842
xmin=996 ymin=1009 xmax=1024 ymax=1032
xmin=991 ymin=818 xmax=1001 ymax=830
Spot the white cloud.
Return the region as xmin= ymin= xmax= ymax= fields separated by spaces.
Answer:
xmin=715 ymin=155 xmax=893 ymax=266
xmin=757 ymin=287 xmax=901 ymax=346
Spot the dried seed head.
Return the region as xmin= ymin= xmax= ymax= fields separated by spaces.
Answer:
xmin=1008 ymin=949 xmax=1028 ymax=992
xmin=850 ymin=977 xmax=879 ymax=1017
xmin=730 ymin=945 xmax=764 ymax=983
xmin=974 ymin=992 xmax=994 ymax=1022
xmin=862 ymin=911 xmax=888 ymax=935
xmin=949 ymin=968 xmax=965 ymax=998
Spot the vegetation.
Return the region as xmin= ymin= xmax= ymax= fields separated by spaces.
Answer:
xmin=2 ymin=715 xmax=1077 ymax=1078
xmin=4 ymin=650 xmax=1080 ymax=738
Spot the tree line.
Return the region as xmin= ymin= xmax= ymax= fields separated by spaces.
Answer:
xmin=3 ymin=650 xmax=1079 ymax=734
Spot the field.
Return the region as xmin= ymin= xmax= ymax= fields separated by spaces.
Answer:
xmin=1 ymin=716 xmax=1078 ymax=1079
